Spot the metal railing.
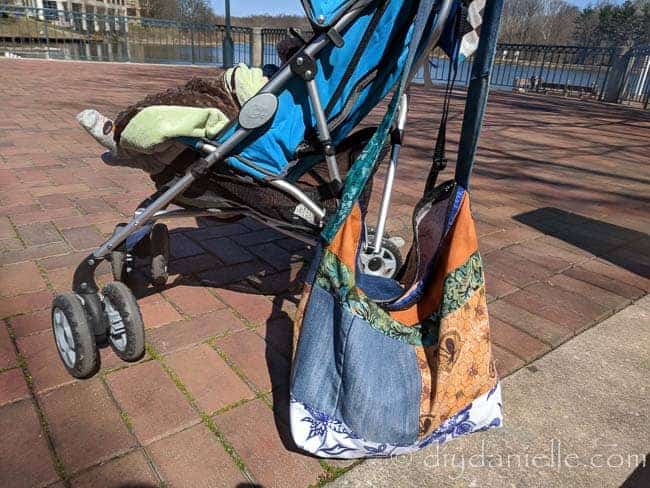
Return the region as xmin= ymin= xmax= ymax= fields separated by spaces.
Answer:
xmin=2 ymin=5 xmax=647 ymax=108
xmin=0 ymin=4 xmax=252 ymax=65
xmin=620 ymin=46 xmax=650 ymax=109
xmin=418 ymin=44 xmax=619 ymax=99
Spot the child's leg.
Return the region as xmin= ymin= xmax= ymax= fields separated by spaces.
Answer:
xmin=76 ymin=109 xmax=117 ymax=151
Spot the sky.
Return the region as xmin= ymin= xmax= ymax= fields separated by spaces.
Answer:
xmin=212 ymin=0 xmax=303 ymax=16
xmin=210 ymin=0 xmax=625 ymax=16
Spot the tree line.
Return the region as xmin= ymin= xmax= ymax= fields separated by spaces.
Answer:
xmin=141 ymin=0 xmax=649 ymax=47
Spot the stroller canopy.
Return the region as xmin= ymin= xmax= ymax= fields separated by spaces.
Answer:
xmin=214 ymin=0 xmax=460 ymax=180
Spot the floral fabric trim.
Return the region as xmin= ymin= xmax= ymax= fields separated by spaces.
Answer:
xmin=290 ymin=382 xmax=503 ymax=459
xmin=428 ymin=250 xmax=484 ymax=327
xmin=314 ymin=249 xmax=485 ymax=347
xmin=315 ymin=249 xmax=429 ymax=346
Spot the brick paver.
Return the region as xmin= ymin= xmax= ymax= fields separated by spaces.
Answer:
xmin=0 ymin=261 xmax=47 ymax=296
xmin=146 ymin=309 xmax=247 ymax=354
xmin=0 ymin=323 xmax=17 ymax=369
xmin=162 ymin=285 xmax=226 ymax=317
xmin=165 ymin=343 xmax=255 ymax=413
xmin=0 ymin=58 xmax=648 ymax=486
xmin=16 ymin=330 xmax=75 ymax=393
xmin=39 ymin=379 xmax=136 ymax=473
xmin=215 ymin=329 xmax=290 ymax=393
xmin=70 ymin=450 xmax=159 ymax=488
xmin=106 ymin=360 xmax=199 ymax=445
xmin=216 ymin=400 xmax=325 ymax=487
xmin=8 ymin=309 xmax=51 ymax=337
xmin=148 ymin=424 xmax=249 ymax=487
xmin=0 ymin=399 xmax=60 ymax=488
xmin=0 ymin=368 xmax=30 ymax=406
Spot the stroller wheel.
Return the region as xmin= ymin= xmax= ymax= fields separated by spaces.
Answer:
xmin=110 ymin=249 xmax=129 ymax=282
xmin=360 ymin=230 xmax=404 ymax=280
xmin=51 ymin=293 xmax=99 ymax=378
xmin=150 ymin=223 xmax=169 ymax=287
xmin=102 ymin=282 xmax=145 ymax=362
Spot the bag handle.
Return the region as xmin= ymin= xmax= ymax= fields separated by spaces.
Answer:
xmin=322 ymin=0 xmax=456 ymax=242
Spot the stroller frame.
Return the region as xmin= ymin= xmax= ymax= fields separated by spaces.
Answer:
xmin=59 ymin=3 xmax=426 ymax=368
xmin=53 ymin=0 xmax=505 ymax=379
xmin=71 ymin=0 xmax=452 ymax=298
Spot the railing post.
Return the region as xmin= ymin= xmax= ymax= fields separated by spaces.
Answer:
xmin=124 ymin=15 xmax=130 ymax=62
xmin=223 ymin=0 xmax=234 ymax=68
xmin=602 ymin=46 xmax=633 ymax=103
xmin=252 ymin=27 xmax=263 ymax=68
xmin=190 ymin=25 xmax=195 ymax=64
xmin=537 ymin=48 xmax=547 ymax=90
xmin=455 ymin=0 xmax=504 ymax=189
xmin=43 ymin=8 xmax=50 ymax=59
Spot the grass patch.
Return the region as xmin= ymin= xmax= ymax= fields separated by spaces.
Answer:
xmin=309 ymin=460 xmax=360 ymax=487
xmin=119 ymin=409 xmax=134 ymax=431
xmin=212 ymin=396 xmax=256 ymax=416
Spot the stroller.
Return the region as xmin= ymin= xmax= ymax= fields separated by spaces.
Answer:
xmin=51 ymin=0 xmax=465 ymax=378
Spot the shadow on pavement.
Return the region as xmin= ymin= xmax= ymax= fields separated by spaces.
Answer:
xmin=122 ymin=214 xmax=313 ymax=454
xmin=622 ymin=453 xmax=650 ymax=488
xmin=514 ymin=207 xmax=650 ymax=278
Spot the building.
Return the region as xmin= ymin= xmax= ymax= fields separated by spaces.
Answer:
xmin=9 ymin=0 xmax=141 ymax=30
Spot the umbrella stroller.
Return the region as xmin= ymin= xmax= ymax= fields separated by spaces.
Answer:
xmin=51 ymin=0 xmax=487 ymax=379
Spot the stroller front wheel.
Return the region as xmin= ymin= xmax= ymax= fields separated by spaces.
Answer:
xmin=51 ymin=293 xmax=100 ymax=378
xmin=150 ymin=223 xmax=170 ymax=287
xmin=102 ymin=282 xmax=145 ymax=362
xmin=110 ymin=249 xmax=129 ymax=282
xmin=360 ymin=229 xmax=404 ymax=280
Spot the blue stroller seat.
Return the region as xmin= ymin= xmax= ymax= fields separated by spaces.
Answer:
xmin=51 ymin=0 xmax=464 ymax=379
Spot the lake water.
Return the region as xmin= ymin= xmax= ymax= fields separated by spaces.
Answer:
xmin=8 ymin=40 xmax=641 ymax=98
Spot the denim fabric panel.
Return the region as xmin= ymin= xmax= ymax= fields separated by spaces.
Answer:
xmin=446 ymin=186 xmax=465 ymax=232
xmin=337 ymin=314 xmax=421 ymax=445
xmin=356 ymin=273 xmax=404 ymax=302
xmin=291 ymin=284 xmax=354 ymax=416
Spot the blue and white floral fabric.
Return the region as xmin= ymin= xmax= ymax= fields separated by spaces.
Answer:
xmin=290 ymin=383 xmax=503 ymax=458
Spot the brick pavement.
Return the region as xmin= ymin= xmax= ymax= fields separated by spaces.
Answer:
xmin=0 ymin=58 xmax=648 ymax=487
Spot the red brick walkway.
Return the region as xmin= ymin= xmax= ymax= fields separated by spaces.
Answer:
xmin=0 ymin=59 xmax=648 ymax=487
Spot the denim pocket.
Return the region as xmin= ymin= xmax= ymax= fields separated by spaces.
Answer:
xmin=291 ymin=284 xmax=354 ymax=413
xmin=337 ymin=313 xmax=421 ymax=445
xmin=292 ymin=284 xmax=421 ymax=446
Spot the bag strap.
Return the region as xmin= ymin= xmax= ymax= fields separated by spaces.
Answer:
xmin=323 ymin=0 xmax=453 ymax=242
xmin=424 ymin=5 xmax=463 ymax=193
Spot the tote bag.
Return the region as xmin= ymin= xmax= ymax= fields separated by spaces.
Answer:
xmin=289 ymin=180 xmax=503 ymax=458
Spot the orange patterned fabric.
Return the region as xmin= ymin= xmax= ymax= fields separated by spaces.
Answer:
xmin=415 ymin=286 xmax=497 ymax=438
xmin=329 ymin=203 xmax=363 ymax=270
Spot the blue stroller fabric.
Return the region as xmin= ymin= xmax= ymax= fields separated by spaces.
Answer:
xmin=211 ymin=0 xmax=463 ymax=181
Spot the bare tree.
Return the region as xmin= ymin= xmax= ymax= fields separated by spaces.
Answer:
xmin=178 ymin=0 xmax=215 ymax=24
xmin=499 ymin=0 xmax=578 ymax=45
xmin=140 ymin=0 xmax=181 ymax=20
